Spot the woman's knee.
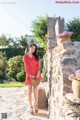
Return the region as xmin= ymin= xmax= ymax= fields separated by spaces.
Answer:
xmin=28 ymin=85 xmax=32 ymax=93
xmin=33 ymin=86 xmax=38 ymax=93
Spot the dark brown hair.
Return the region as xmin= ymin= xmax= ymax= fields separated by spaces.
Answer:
xmin=29 ymin=44 xmax=39 ymax=60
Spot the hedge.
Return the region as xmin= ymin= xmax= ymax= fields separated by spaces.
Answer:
xmin=0 ymin=47 xmax=45 ymax=59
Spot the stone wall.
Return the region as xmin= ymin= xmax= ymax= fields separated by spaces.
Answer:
xmin=50 ymin=42 xmax=80 ymax=120
xmin=47 ymin=17 xmax=64 ymax=95
xmin=47 ymin=17 xmax=80 ymax=120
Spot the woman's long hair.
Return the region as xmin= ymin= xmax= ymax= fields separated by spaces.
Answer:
xmin=29 ymin=44 xmax=39 ymax=60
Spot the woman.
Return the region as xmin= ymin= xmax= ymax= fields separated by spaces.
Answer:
xmin=23 ymin=44 xmax=42 ymax=115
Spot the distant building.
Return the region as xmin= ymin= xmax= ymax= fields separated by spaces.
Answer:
xmin=25 ymin=34 xmax=40 ymax=47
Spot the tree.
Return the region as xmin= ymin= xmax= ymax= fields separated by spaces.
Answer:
xmin=19 ymin=35 xmax=28 ymax=48
xmin=8 ymin=36 xmax=19 ymax=48
xmin=0 ymin=34 xmax=19 ymax=48
xmin=31 ymin=15 xmax=48 ymax=48
xmin=0 ymin=34 xmax=9 ymax=47
xmin=65 ymin=17 xmax=80 ymax=42
xmin=29 ymin=39 xmax=35 ymax=44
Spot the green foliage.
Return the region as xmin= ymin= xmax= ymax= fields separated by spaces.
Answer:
xmin=0 ymin=34 xmax=29 ymax=48
xmin=19 ymin=35 xmax=28 ymax=48
xmin=0 ymin=48 xmax=25 ymax=59
xmin=29 ymin=39 xmax=35 ymax=45
xmin=0 ymin=82 xmax=24 ymax=87
xmin=0 ymin=52 xmax=7 ymax=82
xmin=38 ymin=48 xmax=45 ymax=59
xmin=7 ymin=55 xmax=25 ymax=82
xmin=7 ymin=70 xmax=16 ymax=80
xmin=43 ymin=34 xmax=48 ymax=51
xmin=40 ymin=59 xmax=43 ymax=73
xmin=0 ymin=34 xmax=9 ymax=47
xmin=42 ymin=67 xmax=47 ymax=79
xmin=0 ymin=51 xmax=7 ymax=59
xmin=0 ymin=47 xmax=45 ymax=59
xmin=16 ymin=71 xmax=26 ymax=82
xmin=65 ymin=17 xmax=80 ymax=42
xmin=8 ymin=56 xmax=24 ymax=71
xmin=31 ymin=15 xmax=48 ymax=48
xmin=7 ymin=36 xmax=19 ymax=48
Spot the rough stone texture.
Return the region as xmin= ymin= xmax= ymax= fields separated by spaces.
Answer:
xmin=47 ymin=17 xmax=64 ymax=97
xmin=47 ymin=17 xmax=80 ymax=120
xmin=65 ymin=93 xmax=80 ymax=104
xmin=49 ymin=42 xmax=80 ymax=120
xmin=0 ymin=83 xmax=49 ymax=120
xmin=61 ymin=93 xmax=80 ymax=120
xmin=38 ymin=82 xmax=49 ymax=109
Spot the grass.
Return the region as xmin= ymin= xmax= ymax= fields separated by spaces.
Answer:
xmin=0 ymin=82 xmax=24 ymax=88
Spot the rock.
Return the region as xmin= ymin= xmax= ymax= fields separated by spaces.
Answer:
xmin=65 ymin=93 xmax=80 ymax=104
xmin=38 ymin=88 xmax=47 ymax=109
xmin=38 ymin=82 xmax=49 ymax=109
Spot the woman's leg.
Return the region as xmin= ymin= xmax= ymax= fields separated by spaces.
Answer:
xmin=33 ymin=85 xmax=38 ymax=112
xmin=28 ymin=84 xmax=33 ymax=107
xmin=28 ymin=84 xmax=35 ymax=114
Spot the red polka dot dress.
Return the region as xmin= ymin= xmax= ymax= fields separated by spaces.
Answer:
xmin=23 ymin=54 xmax=42 ymax=85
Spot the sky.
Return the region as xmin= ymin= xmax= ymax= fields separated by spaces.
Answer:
xmin=0 ymin=0 xmax=80 ymax=37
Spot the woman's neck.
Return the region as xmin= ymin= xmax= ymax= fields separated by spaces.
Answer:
xmin=28 ymin=52 xmax=33 ymax=57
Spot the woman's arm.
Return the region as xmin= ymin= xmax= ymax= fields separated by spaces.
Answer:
xmin=23 ymin=55 xmax=30 ymax=75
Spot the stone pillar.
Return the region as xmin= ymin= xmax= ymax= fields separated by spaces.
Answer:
xmin=47 ymin=17 xmax=64 ymax=96
xmin=47 ymin=17 xmax=57 ymax=50
xmin=55 ymin=17 xmax=64 ymax=36
xmin=47 ymin=17 xmax=64 ymax=118
xmin=47 ymin=17 xmax=57 ymax=96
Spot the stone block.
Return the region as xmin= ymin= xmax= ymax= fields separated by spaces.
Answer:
xmin=61 ymin=57 xmax=77 ymax=66
xmin=38 ymin=82 xmax=49 ymax=109
xmin=63 ymin=85 xmax=71 ymax=94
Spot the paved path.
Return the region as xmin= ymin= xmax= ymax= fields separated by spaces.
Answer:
xmin=0 ymin=87 xmax=49 ymax=120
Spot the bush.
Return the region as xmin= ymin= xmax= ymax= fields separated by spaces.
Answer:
xmin=7 ymin=70 xmax=16 ymax=80
xmin=0 ymin=48 xmax=25 ymax=59
xmin=7 ymin=55 xmax=25 ymax=81
xmin=0 ymin=77 xmax=4 ymax=83
xmin=0 ymin=47 xmax=45 ymax=59
xmin=0 ymin=52 xmax=7 ymax=82
xmin=40 ymin=58 xmax=43 ymax=73
xmin=16 ymin=71 xmax=26 ymax=82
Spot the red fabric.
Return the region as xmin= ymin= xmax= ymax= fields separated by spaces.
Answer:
xmin=23 ymin=54 xmax=42 ymax=85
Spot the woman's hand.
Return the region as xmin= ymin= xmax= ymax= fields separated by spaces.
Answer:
xmin=36 ymin=72 xmax=40 ymax=79
xmin=30 ymin=75 xmax=36 ymax=79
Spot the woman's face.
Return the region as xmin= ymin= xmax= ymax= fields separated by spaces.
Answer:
xmin=29 ymin=45 xmax=36 ymax=53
